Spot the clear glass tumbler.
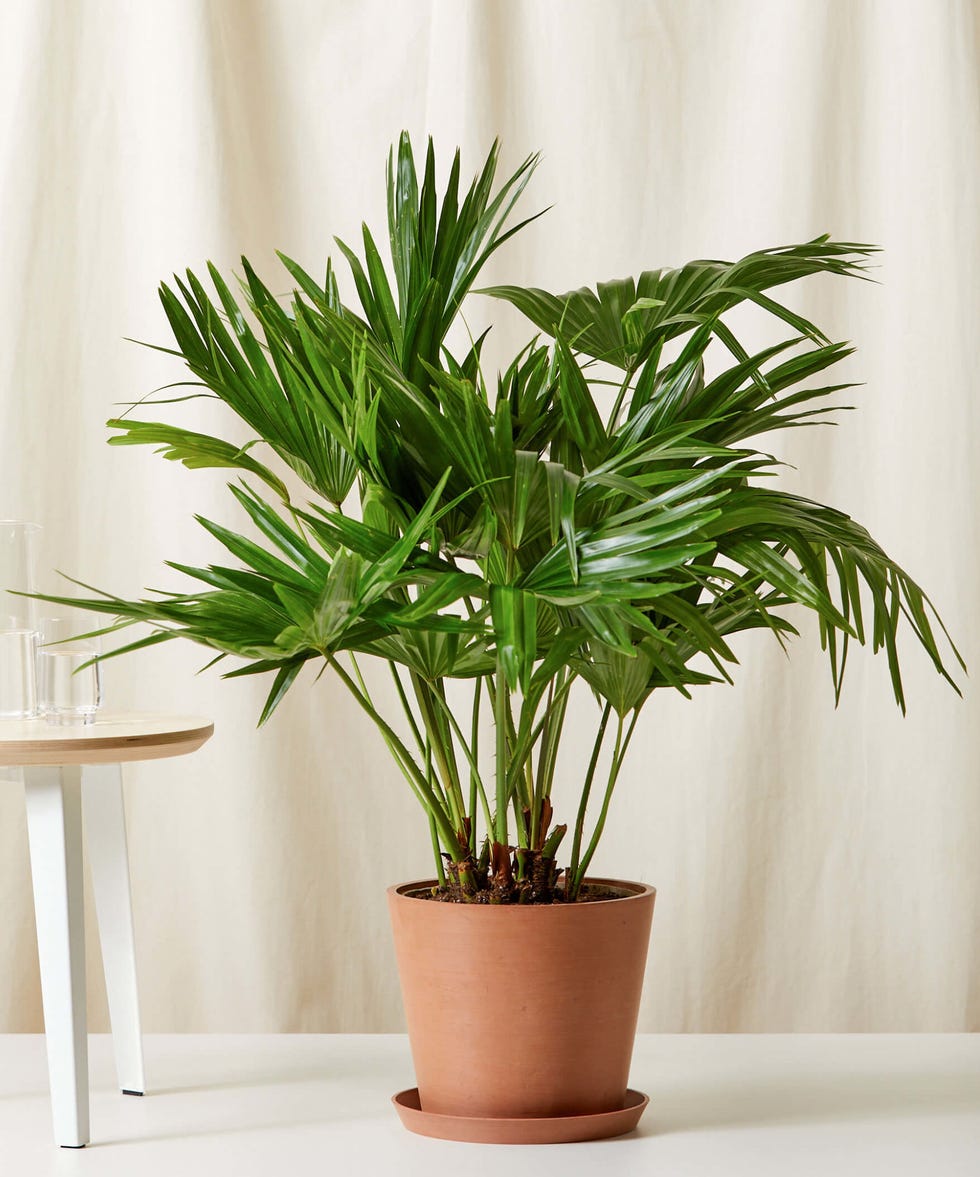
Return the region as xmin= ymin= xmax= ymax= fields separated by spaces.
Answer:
xmin=0 ymin=628 xmax=38 ymax=718
xmin=37 ymin=617 xmax=103 ymax=725
xmin=0 ymin=521 xmax=40 ymax=719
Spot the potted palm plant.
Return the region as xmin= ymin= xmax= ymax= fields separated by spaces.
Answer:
xmin=48 ymin=136 xmax=961 ymax=1143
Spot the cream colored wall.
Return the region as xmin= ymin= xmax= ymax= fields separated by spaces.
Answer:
xmin=0 ymin=0 xmax=977 ymax=1033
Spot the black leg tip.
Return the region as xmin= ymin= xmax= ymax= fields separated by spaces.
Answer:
xmin=122 ymin=1089 xmax=144 ymax=1097
xmin=61 ymin=1143 xmax=86 ymax=1149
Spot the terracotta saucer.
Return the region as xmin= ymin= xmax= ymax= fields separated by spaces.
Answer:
xmin=391 ymin=1088 xmax=649 ymax=1144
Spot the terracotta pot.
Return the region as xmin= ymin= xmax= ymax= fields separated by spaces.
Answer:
xmin=387 ymin=877 xmax=656 ymax=1120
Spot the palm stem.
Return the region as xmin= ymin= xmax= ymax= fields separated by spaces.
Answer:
xmin=423 ymin=674 xmax=493 ymax=838
xmin=353 ymin=653 xmax=455 ymax=849
xmin=412 ymin=675 xmax=466 ymax=836
xmin=606 ymin=366 xmax=635 ymax=432
xmin=468 ymin=676 xmax=482 ymax=853
xmin=494 ymin=664 xmax=509 ymax=846
xmin=532 ymin=668 xmax=570 ymax=844
xmin=505 ymin=670 xmax=577 ymax=795
xmin=568 ymin=702 xmax=612 ymax=889
xmin=425 ymin=741 xmax=447 ymax=884
xmin=572 ymin=710 xmax=640 ymax=893
xmin=389 ymin=663 xmax=427 ymax=761
xmin=328 ymin=654 xmax=461 ymax=856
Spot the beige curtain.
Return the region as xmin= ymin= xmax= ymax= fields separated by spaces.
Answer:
xmin=0 ymin=0 xmax=977 ymax=1034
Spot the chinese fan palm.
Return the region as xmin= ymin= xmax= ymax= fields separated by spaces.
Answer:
xmin=48 ymin=135 xmax=962 ymax=902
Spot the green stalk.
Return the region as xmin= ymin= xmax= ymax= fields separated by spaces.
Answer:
xmin=572 ymin=710 xmax=640 ymax=894
xmin=412 ymin=675 xmax=466 ymax=836
xmin=541 ymin=823 xmax=567 ymax=859
xmin=494 ymin=664 xmax=509 ymax=846
xmin=532 ymin=678 xmax=556 ymax=829
xmin=468 ymin=676 xmax=482 ymax=854
xmin=513 ymin=794 xmax=529 ymax=848
xmin=428 ymin=811 xmax=446 ymax=884
xmin=505 ymin=670 xmax=577 ymax=795
xmin=606 ymin=366 xmax=636 ymax=432
xmin=424 ymin=675 xmax=493 ymax=842
xmin=356 ymin=655 xmax=455 ymax=875
xmin=503 ymin=687 xmax=527 ymax=809
xmin=328 ymin=655 xmax=461 ymax=857
xmin=425 ymin=741 xmax=446 ymax=885
xmin=411 ymin=681 xmax=478 ymax=895
xmin=540 ymin=683 xmax=570 ymax=798
xmin=531 ymin=669 xmax=569 ymax=846
xmin=434 ymin=678 xmax=468 ymax=797
xmin=389 ymin=663 xmax=428 ymax=762
xmin=349 ymin=655 xmax=442 ymax=812
xmin=501 ymin=682 xmax=520 ymax=810
xmin=568 ymin=701 xmax=612 ymax=888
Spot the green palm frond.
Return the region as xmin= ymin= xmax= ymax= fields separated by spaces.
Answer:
xmin=480 ymin=236 xmax=875 ymax=371
xmin=35 ymin=135 xmax=961 ymax=901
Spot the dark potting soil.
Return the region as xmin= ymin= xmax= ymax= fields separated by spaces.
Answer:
xmin=406 ymin=881 xmax=636 ymax=904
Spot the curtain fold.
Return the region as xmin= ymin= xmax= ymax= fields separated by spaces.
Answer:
xmin=0 ymin=0 xmax=976 ymax=1032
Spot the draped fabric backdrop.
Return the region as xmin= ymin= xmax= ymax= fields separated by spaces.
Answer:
xmin=0 ymin=0 xmax=977 ymax=1034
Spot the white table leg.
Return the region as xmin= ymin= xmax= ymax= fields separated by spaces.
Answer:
xmin=82 ymin=763 xmax=146 ymax=1097
xmin=23 ymin=765 xmax=89 ymax=1148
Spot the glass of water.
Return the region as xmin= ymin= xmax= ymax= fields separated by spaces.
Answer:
xmin=0 ymin=628 xmax=38 ymax=718
xmin=0 ymin=521 xmax=41 ymax=719
xmin=37 ymin=617 xmax=103 ymax=725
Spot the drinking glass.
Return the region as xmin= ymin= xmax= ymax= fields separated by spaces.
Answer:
xmin=0 ymin=521 xmax=40 ymax=718
xmin=0 ymin=628 xmax=38 ymax=718
xmin=37 ymin=617 xmax=103 ymax=725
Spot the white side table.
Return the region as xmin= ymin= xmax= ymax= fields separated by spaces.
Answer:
xmin=1 ymin=712 xmax=213 ymax=1147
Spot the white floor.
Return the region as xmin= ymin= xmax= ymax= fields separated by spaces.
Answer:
xmin=0 ymin=1033 xmax=978 ymax=1175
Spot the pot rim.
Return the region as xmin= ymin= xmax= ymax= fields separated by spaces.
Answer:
xmin=389 ymin=876 xmax=656 ymax=905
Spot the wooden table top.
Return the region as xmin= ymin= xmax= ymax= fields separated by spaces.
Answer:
xmin=0 ymin=712 xmax=214 ymax=766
